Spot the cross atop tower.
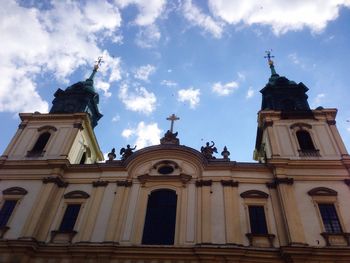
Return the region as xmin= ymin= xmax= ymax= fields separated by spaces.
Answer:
xmin=166 ymin=114 xmax=180 ymax=133
xmin=88 ymin=56 xmax=104 ymax=81
xmin=264 ymin=50 xmax=274 ymax=65
xmin=264 ymin=50 xmax=278 ymax=76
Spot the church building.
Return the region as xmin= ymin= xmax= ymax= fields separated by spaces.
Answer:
xmin=0 ymin=54 xmax=350 ymax=262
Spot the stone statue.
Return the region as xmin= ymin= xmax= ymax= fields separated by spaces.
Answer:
xmin=201 ymin=141 xmax=218 ymax=159
xmin=160 ymin=130 xmax=179 ymax=145
xmin=221 ymin=146 xmax=230 ymax=160
xmin=107 ymin=148 xmax=116 ymax=161
xmin=120 ymin=144 xmax=136 ymax=160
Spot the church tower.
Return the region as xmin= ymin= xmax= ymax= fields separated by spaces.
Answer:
xmin=1 ymin=60 xmax=104 ymax=165
xmin=254 ymin=51 xmax=349 ymax=162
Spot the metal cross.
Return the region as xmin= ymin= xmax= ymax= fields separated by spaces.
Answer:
xmin=166 ymin=114 xmax=180 ymax=133
xmin=264 ymin=50 xmax=274 ymax=64
xmin=94 ymin=56 xmax=104 ymax=70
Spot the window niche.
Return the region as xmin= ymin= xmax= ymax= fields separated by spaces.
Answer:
xmin=27 ymin=126 xmax=57 ymax=157
xmin=0 ymin=187 xmax=27 ymax=238
xmin=51 ymin=190 xmax=89 ymax=243
xmin=308 ymin=187 xmax=349 ymax=246
xmin=290 ymin=123 xmax=320 ymax=157
xmin=240 ymin=190 xmax=275 ymax=248
xmin=137 ymin=160 xmax=191 ymax=187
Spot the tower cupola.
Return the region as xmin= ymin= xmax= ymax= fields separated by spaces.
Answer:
xmin=49 ymin=58 xmax=103 ymax=128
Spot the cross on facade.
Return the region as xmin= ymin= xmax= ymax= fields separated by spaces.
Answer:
xmin=166 ymin=114 xmax=180 ymax=133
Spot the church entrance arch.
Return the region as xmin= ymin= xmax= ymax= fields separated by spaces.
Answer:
xmin=142 ymin=189 xmax=177 ymax=245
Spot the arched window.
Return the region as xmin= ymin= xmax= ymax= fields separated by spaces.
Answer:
xmin=29 ymin=132 xmax=51 ymax=155
xmin=79 ymin=152 xmax=86 ymax=164
xmin=142 ymin=189 xmax=177 ymax=245
xmin=296 ymin=130 xmax=316 ymax=151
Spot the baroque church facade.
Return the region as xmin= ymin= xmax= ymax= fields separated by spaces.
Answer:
xmin=0 ymin=56 xmax=350 ymax=263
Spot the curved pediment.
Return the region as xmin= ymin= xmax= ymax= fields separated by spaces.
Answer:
xmin=124 ymin=144 xmax=207 ymax=179
xmin=308 ymin=187 xmax=337 ymax=196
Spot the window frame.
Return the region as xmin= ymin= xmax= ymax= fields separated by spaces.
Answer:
xmin=308 ymin=187 xmax=345 ymax=234
xmin=27 ymin=126 xmax=57 ymax=157
xmin=0 ymin=187 xmax=27 ymax=238
xmin=290 ymin=123 xmax=320 ymax=157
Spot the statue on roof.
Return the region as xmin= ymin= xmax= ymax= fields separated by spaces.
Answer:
xmin=160 ymin=114 xmax=180 ymax=145
xmin=201 ymin=141 xmax=218 ymax=159
xmin=120 ymin=144 xmax=136 ymax=161
xmin=107 ymin=148 xmax=116 ymax=162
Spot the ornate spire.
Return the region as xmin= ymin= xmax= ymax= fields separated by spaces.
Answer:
xmin=264 ymin=50 xmax=278 ymax=76
xmin=87 ymin=56 xmax=103 ymax=81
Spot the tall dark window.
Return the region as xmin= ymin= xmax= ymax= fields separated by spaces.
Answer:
xmin=79 ymin=152 xmax=86 ymax=164
xmin=0 ymin=200 xmax=18 ymax=227
xmin=296 ymin=130 xmax=315 ymax=151
xmin=248 ymin=206 xmax=268 ymax=235
xmin=59 ymin=204 xmax=81 ymax=232
xmin=142 ymin=189 xmax=177 ymax=245
xmin=318 ymin=204 xmax=342 ymax=233
xmin=31 ymin=132 xmax=51 ymax=153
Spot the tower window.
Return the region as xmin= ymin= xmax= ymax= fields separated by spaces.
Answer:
xmin=318 ymin=204 xmax=342 ymax=233
xmin=79 ymin=152 xmax=86 ymax=164
xmin=29 ymin=132 xmax=51 ymax=155
xmin=0 ymin=200 xmax=18 ymax=227
xmin=248 ymin=205 xmax=268 ymax=235
xmin=59 ymin=204 xmax=81 ymax=232
xmin=296 ymin=130 xmax=315 ymax=151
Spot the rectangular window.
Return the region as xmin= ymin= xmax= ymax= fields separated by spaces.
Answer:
xmin=0 ymin=200 xmax=18 ymax=227
xmin=248 ymin=205 xmax=268 ymax=235
xmin=59 ymin=204 xmax=81 ymax=232
xmin=318 ymin=203 xmax=342 ymax=233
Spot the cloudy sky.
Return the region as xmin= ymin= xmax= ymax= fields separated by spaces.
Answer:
xmin=1 ymin=0 xmax=350 ymax=161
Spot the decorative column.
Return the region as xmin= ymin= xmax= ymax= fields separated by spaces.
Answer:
xmin=79 ymin=180 xmax=108 ymax=242
xmin=221 ymin=180 xmax=241 ymax=244
xmin=266 ymin=182 xmax=288 ymax=246
xmin=272 ymin=174 xmax=307 ymax=246
xmin=104 ymin=180 xmax=132 ymax=242
xmin=327 ymin=120 xmax=349 ymax=157
xmin=264 ymin=120 xmax=280 ymax=157
xmin=21 ymin=170 xmax=68 ymax=240
xmin=196 ymin=180 xmax=212 ymax=244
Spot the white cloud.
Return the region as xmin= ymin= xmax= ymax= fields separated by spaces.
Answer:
xmin=135 ymin=24 xmax=161 ymax=48
xmin=121 ymin=128 xmax=134 ymax=138
xmin=95 ymin=78 xmax=112 ymax=97
xmin=182 ymin=0 xmax=224 ymax=38
xmin=212 ymin=81 xmax=239 ymax=96
xmin=135 ymin=64 xmax=156 ymax=81
xmin=178 ymin=87 xmax=200 ymax=109
xmin=312 ymin=93 xmax=326 ymax=107
xmin=121 ymin=121 xmax=162 ymax=148
xmin=246 ymin=87 xmax=254 ymax=99
xmin=0 ymin=0 xmax=122 ymax=113
xmin=115 ymin=0 xmax=166 ymax=26
xmin=208 ymin=0 xmax=350 ymax=35
xmin=112 ymin=114 xmax=121 ymax=122
xmin=161 ymin=80 xmax=178 ymax=87
xmin=288 ymin=53 xmax=300 ymax=65
xmin=118 ymin=83 xmax=157 ymax=114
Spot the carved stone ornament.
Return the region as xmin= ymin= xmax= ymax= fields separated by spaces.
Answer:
xmin=116 ymin=180 xmax=132 ymax=187
xmin=138 ymin=173 xmax=191 ymax=187
xmin=160 ymin=130 xmax=180 ymax=145
xmin=307 ymin=187 xmax=337 ymax=196
xmin=240 ymin=190 xmax=269 ymax=199
xmin=120 ymin=145 xmax=136 ymax=161
xmin=221 ymin=146 xmax=230 ymax=160
xmin=201 ymin=141 xmax=218 ymax=160
xmin=2 ymin=187 xmax=28 ymax=196
xmin=195 ymin=180 xmax=213 ymax=187
xmin=64 ymin=190 xmax=90 ymax=199
xmin=107 ymin=148 xmax=116 ymax=161
xmin=42 ymin=176 xmax=68 ymax=188
xmin=221 ymin=180 xmax=239 ymax=187
xmin=92 ymin=180 xmax=109 ymax=187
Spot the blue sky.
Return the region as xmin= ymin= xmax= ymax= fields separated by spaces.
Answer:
xmin=1 ymin=0 xmax=350 ymax=161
